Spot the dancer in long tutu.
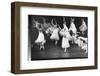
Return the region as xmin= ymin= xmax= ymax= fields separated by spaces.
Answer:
xmin=46 ymin=19 xmax=60 ymax=45
xmin=69 ymin=18 xmax=78 ymax=44
xmin=33 ymin=19 xmax=46 ymax=50
xmin=79 ymin=19 xmax=87 ymax=35
xmin=69 ymin=18 xmax=77 ymax=34
xmin=60 ymin=18 xmax=71 ymax=52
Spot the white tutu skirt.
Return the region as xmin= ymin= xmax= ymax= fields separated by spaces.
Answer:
xmin=79 ymin=25 xmax=87 ymax=32
xmin=50 ymin=28 xmax=59 ymax=40
xmin=79 ymin=20 xmax=87 ymax=32
xmin=81 ymin=43 xmax=87 ymax=51
xmin=62 ymin=37 xmax=70 ymax=48
xmin=35 ymin=31 xmax=46 ymax=44
xmin=60 ymin=29 xmax=71 ymax=40
xmin=76 ymin=39 xmax=83 ymax=47
xmin=60 ymin=30 xmax=70 ymax=48
xmin=69 ymin=23 xmax=77 ymax=34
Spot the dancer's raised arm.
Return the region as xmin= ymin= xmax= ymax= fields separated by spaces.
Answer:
xmin=32 ymin=18 xmax=38 ymax=27
xmin=63 ymin=17 xmax=68 ymax=30
xmin=32 ymin=18 xmax=42 ymax=30
xmin=42 ymin=17 xmax=46 ymax=23
xmin=63 ymin=17 xmax=66 ymax=24
xmin=71 ymin=18 xmax=74 ymax=23
xmin=51 ymin=19 xmax=55 ymax=26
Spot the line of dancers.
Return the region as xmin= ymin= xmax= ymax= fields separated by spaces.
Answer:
xmin=33 ymin=17 xmax=88 ymax=53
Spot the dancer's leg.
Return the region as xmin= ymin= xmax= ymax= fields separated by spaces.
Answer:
xmin=40 ymin=44 xmax=42 ymax=50
xmin=55 ymin=40 xmax=58 ymax=45
xmin=64 ymin=48 xmax=67 ymax=52
xmin=42 ymin=42 xmax=45 ymax=50
xmin=42 ymin=44 xmax=45 ymax=50
xmin=40 ymin=43 xmax=43 ymax=50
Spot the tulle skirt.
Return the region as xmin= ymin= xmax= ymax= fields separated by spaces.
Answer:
xmin=50 ymin=29 xmax=59 ymax=40
xmin=81 ymin=43 xmax=87 ymax=51
xmin=62 ymin=37 xmax=70 ymax=48
xmin=79 ymin=24 xmax=87 ymax=32
xmin=35 ymin=32 xmax=46 ymax=44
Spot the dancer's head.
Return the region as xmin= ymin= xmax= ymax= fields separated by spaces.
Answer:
xmin=71 ymin=18 xmax=75 ymax=23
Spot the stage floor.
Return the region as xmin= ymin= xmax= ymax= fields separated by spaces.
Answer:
xmin=31 ymin=42 xmax=88 ymax=60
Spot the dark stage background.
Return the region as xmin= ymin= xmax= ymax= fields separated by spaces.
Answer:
xmin=28 ymin=15 xmax=88 ymax=61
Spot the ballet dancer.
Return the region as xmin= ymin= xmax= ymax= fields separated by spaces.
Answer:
xmin=48 ymin=19 xmax=60 ymax=45
xmin=60 ymin=18 xmax=71 ymax=52
xmin=79 ymin=19 xmax=87 ymax=35
xmin=33 ymin=19 xmax=46 ymax=50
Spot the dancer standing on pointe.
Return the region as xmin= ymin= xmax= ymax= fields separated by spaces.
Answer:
xmin=60 ymin=18 xmax=71 ymax=52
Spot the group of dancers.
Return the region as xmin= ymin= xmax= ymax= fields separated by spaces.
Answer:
xmin=33 ymin=17 xmax=88 ymax=53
